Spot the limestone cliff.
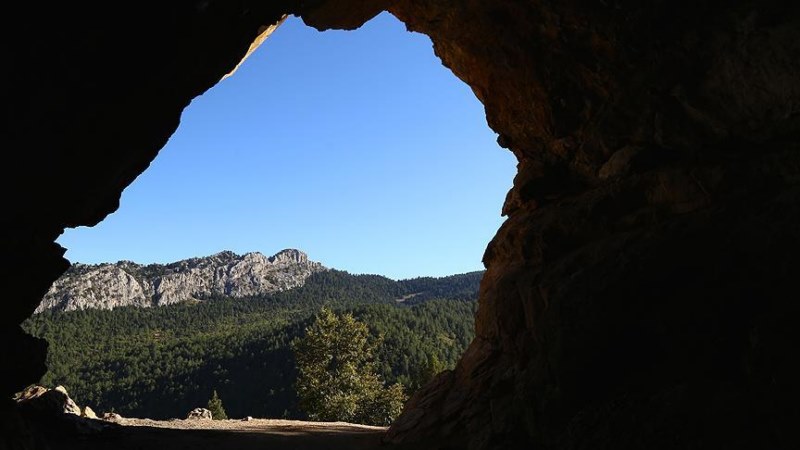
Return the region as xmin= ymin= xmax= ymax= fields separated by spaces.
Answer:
xmin=35 ymin=249 xmax=325 ymax=312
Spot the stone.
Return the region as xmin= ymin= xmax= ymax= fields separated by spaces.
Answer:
xmin=82 ymin=406 xmax=97 ymax=419
xmin=14 ymin=386 xmax=48 ymax=401
xmin=597 ymin=146 xmax=643 ymax=180
xmin=186 ymin=408 xmax=212 ymax=420
xmin=101 ymin=413 xmax=122 ymax=422
xmin=35 ymin=249 xmax=325 ymax=312
xmin=15 ymin=385 xmax=81 ymax=416
xmin=242 ymin=416 xmax=254 ymax=421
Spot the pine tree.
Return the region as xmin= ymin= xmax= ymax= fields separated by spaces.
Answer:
xmin=207 ymin=390 xmax=228 ymax=420
xmin=416 ymin=353 xmax=446 ymax=389
xmin=291 ymin=307 xmax=407 ymax=425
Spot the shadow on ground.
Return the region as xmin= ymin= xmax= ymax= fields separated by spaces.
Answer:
xmin=33 ymin=421 xmax=389 ymax=450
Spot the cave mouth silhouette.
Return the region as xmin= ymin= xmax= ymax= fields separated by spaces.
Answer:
xmin=6 ymin=2 xmax=799 ymax=450
xmin=24 ymin=12 xmax=513 ymax=426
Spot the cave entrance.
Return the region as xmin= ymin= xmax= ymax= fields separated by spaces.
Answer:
xmin=22 ymin=12 xmax=514 ymax=427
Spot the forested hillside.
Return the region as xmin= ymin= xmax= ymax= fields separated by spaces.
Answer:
xmin=23 ymin=270 xmax=481 ymax=419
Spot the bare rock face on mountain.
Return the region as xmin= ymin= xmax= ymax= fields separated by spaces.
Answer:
xmin=36 ymin=249 xmax=325 ymax=313
xmin=36 ymin=265 xmax=152 ymax=312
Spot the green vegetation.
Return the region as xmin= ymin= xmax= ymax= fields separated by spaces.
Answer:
xmin=23 ymin=270 xmax=479 ymax=420
xmin=293 ymin=308 xmax=406 ymax=425
xmin=206 ymin=390 xmax=227 ymax=420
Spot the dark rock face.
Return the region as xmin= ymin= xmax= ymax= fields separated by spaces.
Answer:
xmin=379 ymin=1 xmax=800 ymax=449
xmin=3 ymin=1 xmax=799 ymax=449
xmin=15 ymin=386 xmax=81 ymax=417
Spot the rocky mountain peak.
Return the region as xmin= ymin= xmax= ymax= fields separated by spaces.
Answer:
xmin=36 ymin=249 xmax=326 ymax=313
xmin=269 ymin=249 xmax=309 ymax=264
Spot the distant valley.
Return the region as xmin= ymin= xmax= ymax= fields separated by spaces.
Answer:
xmin=24 ymin=251 xmax=482 ymax=420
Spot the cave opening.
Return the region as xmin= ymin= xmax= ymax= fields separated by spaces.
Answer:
xmin=10 ymin=2 xmax=797 ymax=449
xmin=21 ymin=12 xmax=515 ymax=428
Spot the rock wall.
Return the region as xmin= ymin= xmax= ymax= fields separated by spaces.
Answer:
xmin=3 ymin=1 xmax=799 ymax=449
xmin=36 ymin=249 xmax=325 ymax=312
xmin=378 ymin=1 xmax=800 ymax=449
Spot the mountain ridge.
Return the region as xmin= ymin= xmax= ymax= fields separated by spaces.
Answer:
xmin=24 ymin=268 xmax=482 ymax=419
xmin=36 ymin=249 xmax=326 ymax=313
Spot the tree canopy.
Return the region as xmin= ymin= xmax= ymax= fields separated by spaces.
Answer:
xmin=292 ymin=308 xmax=406 ymax=425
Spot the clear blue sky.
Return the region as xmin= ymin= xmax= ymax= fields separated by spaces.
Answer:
xmin=58 ymin=13 xmax=516 ymax=279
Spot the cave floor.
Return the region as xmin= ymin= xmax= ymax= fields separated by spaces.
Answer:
xmin=38 ymin=418 xmax=389 ymax=450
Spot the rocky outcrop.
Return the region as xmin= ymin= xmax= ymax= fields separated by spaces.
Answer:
xmin=13 ymin=386 xmax=112 ymax=438
xmin=35 ymin=249 xmax=325 ymax=312
xmin=82 ymin=406 xmax=97 ymax=420
xmin=3 ymin=1 xmax=800 ymax=450
xmin=15 ymin=386 xmax=81 ymax=417
xmin=37 ymin=265 xmax=152 ymax=312
xmin=186 ymin=408 xmax=213 ymax=420
xmin=101 ymin=413 xmax=122 ymax=423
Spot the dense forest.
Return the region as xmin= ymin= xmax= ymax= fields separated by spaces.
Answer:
xmin=22 ymin=270 xmax=481 ymax=419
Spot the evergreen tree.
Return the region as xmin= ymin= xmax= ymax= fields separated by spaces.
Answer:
xmin=207 ymin=389 xmax=227 ymax=420
xmin=413 ymin=353 xmax=447 ymax=391
xmin=291 ymin=308 xmax=407 ymax=425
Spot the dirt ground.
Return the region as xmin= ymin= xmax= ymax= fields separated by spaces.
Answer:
xmin=38 ymin=418 xmax=391 ymax=450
